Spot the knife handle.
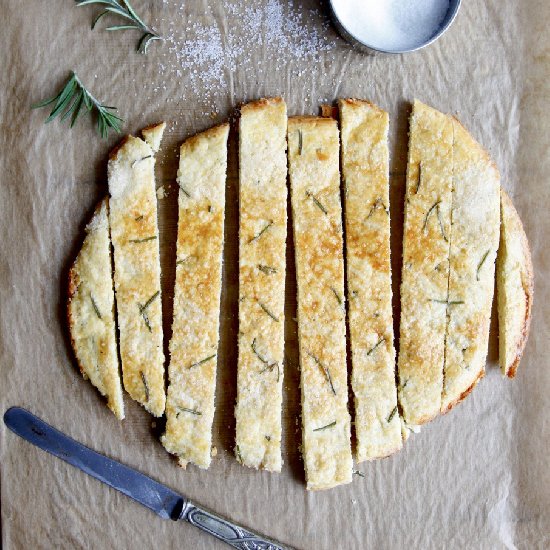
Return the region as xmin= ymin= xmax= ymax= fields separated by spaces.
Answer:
xmin=179 ymin=501 xmax=291 ymax=550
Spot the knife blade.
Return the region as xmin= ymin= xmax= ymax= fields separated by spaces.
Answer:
xmin=4 ymin=407 xmax=291 ymax=550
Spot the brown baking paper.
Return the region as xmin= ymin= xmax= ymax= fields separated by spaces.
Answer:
xmin=1 ymin=1 xmax=549 ymax=548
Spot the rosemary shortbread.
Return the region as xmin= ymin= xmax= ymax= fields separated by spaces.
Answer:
xmin=288 ymin=116 xmax=352 ymax=490
xmin=108 ymin=124 xmax=166 ymax=417
xmin=440 ymin=118 xmax=500 ymax=411
xmin=67 ymin=198 xmax=124 ymax=420
xmin=397 ymin=100 xmax=454 ymax=426
xmin=235 ymin=98 xmax=287 ymax=471
xmin=339 ymin=99 xmax=402 ymax=461
xmin=497 ymin=189 xmax=533 ymax=378
xmin=161 ymin=124 xmax=229 ymax=469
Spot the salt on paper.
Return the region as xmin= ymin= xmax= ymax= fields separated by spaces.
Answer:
xmin=331 ymin=0 xmax=451 ymax=51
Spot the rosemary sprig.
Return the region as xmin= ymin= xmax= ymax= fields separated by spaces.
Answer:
xmin=32 ymin=72 xmax=123 ymax=139
xmin=257 ymin=264 xmax=277 ymax=275
xmin=387 ymin=406 xmax=398 ymax=423
xmin=306 ymin=191 xmax=328 ymax=215
xmin=90 ymin=294 xmax=102 ymax=319
xmin=476 ymin=250 xmax=490 ymax=281
xmin=248 ymin=220 xmax=273 ymax=244
xmin=188 ymin=354 xmax=217 ymax=369
xmin=257 ymin=301 xmax=279 ymax=322
xmin=313 ymin=421 xmax=336 ymax=432
xmin=140 ymin=371 xmax=149 ymax=401
xmin=366 ymin=336 xmax=385 ymax=356
xmin=138 ymin=290 xmax=159 ymax=332
xmin=176 ymin=406 xmax=202 ymax=417
xmin=75 ymin=0 xmax=162 ymax=54
xmin=128 ymin=235 xmax=157 ymax=243
xmin=306 ymin=351 xmax=336 ymax=395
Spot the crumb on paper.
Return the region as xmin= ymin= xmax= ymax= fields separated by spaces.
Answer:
xmin=156 ymin=185 xmax=166 ymax=200
xmin=211 ymin=446 xmax=218 ymax=457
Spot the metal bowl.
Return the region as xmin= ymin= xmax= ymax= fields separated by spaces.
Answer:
xmin=329 ymin=0 xmax=462 ymax=54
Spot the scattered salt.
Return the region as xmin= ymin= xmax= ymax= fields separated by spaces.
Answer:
xmin=153 ymin=0 xmax=336 ymax=106
xmin=331 ymin=0 xmax=450 ymax=51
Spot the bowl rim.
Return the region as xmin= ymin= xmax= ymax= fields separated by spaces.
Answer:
xmin=328 ymin=0 xmax=462 ymax=54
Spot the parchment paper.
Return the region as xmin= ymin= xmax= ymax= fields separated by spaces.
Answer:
xmin=1 ymin=1 xmax=549 ymax=548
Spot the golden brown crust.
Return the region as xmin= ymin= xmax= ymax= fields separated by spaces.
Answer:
xmin=109 ymin=136 xmax=131 ymax=161
xmin=440 ymin=370 xmax=484 ymax=414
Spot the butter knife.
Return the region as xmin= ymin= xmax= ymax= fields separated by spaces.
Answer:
xmin=4 ymin=407 xmax=290 ymax=550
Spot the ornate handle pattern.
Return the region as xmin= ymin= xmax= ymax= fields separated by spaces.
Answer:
xmin=178 ymin=501 xmax=290 ymax=550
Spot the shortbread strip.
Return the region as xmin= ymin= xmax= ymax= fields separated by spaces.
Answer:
xmin=339 ymin=99 xmax=402 ymax=461
xmin=288 ymin=116 xmax=352 ymax=490
xmin=108 ymin=125 xmax=166 ymax=417
xmin=235 ymin=98 xmax=287 ymax=471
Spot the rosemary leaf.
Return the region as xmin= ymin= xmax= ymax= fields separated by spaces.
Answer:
xmin=32 ymin=71 xmax=123 ymax=139
xmin=235 ymin=445 xmax=243 ymax=463
xmin=257 ymin=264 xmax=277 ymax=275
xmin=75 ymin=0 xmax=162 ymax=55
xmin=366 ymin=336 xmax=385 ymax=356
xmin=265 ymin=435 xmax=271 ymax=441
xmin=298 ymin=129 xmax=303 ymax=155
xmin=138 ymin=291 xmax=160 ymax=332
xmin=416 ymin=161 xmax=422 ymax=193
xmin=476 ymin=249 xmax=490 ymax=281
xmin=251 ymin=338 xmax=268 ymax=366
xmin=330 ymin=287 xmax=343 ymax=306
xmin=90 ymin=294 xmax=102 ymax=319
xmin=387 ymin=406 xmax=398 ymax=423
xmin=306 ymin=351 xmax=336 ymax=395
xmin=248 ymin=220 xmax=273 ymax=244
xmin=306 ymin=190 xmax=328 ymax=215
xmin=176 ymin=406 xmax=202 ymax=417
xmin=313 ymin=421 xmax=336 ymax=432
xmin=366 ymin=197 xmax=388 ymax=219
xmin=188 ymin=354 xmax=217 ymax=369
xmin=140 ymin=371 xmax=149 ymax=401
xmin=430 ymin=298 xmax=465 ymax=306
xmin=132 ymin=155 xmax=151 ymax=168
xmin=128 ymin=235 xmax=157 ymax=243
xmin=178 ymin=184 xmax=191 ymax=198
xmin=353 ymin=469 xmax=365 ymax=478
xmin=422 ymin=201 xmax=441 ymax=233
xmin=436 ymin=203 xmax=448 ymax=242
xmin=135 ymin=215 xmax=143 ymax=221
xmin=141 ymin=291 xmax=160 ymax=311
xmin=258 ymin=301 xmax=279 ymax=322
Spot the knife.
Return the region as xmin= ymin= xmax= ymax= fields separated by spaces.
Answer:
xmin=3 ymin=407 xmax=291 ymax=550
